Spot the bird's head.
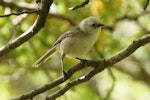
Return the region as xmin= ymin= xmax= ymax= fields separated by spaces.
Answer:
xmin=79 ymin=17 xmax=104 ymax=34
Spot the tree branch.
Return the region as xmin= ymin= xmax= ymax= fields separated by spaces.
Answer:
xmin=1 ymin=0 xmax=150 ymax=99
xmin=0 ymin=0 xmax=75 ymax=26
xmin=0 ymin=0 xmax=37 ymax=11
xmin=144 ymin=0 xmax=149 ymax=10
xmin=0 ymin=10 xmax=38 ymax=17
xmin=46 ymin=34 xmax=150 ymax=100
xmin=0 ymin=0 xmax=53 ymax=57
xmin=104 ymin=68 xmax=116 ymax=100
xmin=12 ymin=34 xmax=150 ymax=100
xmin=69 ymin=0 xmax=90 ymax=10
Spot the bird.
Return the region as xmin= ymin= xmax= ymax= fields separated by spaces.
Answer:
xmin=32 ymin=16 xmax=104 ymax=80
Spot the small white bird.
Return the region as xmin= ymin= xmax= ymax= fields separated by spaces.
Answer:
xmin=32 ymin=16 xmax=104 ymax=79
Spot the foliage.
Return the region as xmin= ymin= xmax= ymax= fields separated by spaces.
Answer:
xmin=0 ymin=0 xmax=150 ymax=100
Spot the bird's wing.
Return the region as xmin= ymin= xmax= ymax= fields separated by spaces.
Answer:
xmin=32 ymin=26 xmax=81 ymax=67
xmin=52 ymin=26 xmax=81 ymax=47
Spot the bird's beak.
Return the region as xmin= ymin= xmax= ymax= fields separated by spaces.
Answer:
xmin=97 ymin=23 xmax=104 ymax=27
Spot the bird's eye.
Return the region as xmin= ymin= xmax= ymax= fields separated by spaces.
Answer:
xmin=92 ymin=23 xmax=97 ymax=27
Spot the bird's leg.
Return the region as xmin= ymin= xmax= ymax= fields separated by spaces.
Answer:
xmin=61 ymin=54 xmax=69 ymax=80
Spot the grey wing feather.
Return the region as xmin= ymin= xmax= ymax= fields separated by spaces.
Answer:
xmin=52 ymin=26 xmax=79 ymax=47
xmin=32 ymin=26 xmax=81 ymax=67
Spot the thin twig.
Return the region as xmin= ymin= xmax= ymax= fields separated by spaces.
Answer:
xmin=69 ymin=0 xmax=90 ymax=10
xmin=144 ymin=0 xmax=149 ymax=10
xmin=0 ymin=10 xmax=39 ymax=18
xmin=0 ymin=0 xmax=75 ymax=28
xmin=49 ymin=13 xmax=76 ymax=26
xmin=104 ymin=67 xmax=116 ymax=100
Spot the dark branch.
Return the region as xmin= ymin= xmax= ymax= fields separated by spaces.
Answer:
xmin=46 ymin=34 xmax=150 ymax=100
xmin=12 ymin=34 xmax=150 ymax=100
xmin=69 ymin=0 xmax=90 ymax=10
xmin=144 ymin=0 xmax=149 ymax=10
xmin=12 ymin=62 xmax=88 ymax=100
xmin=0 ymin=0 xmax=75 ymax=26
xmin=46 ymin=67 xmax=105 ymax=100
xmin=0 ymin=0 xmax=53 ymax=57
xmin=0 ymin=10 xmax=39 ymax=18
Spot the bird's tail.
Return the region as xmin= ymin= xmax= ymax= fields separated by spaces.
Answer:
xmin=32 ymin=46 xmax=57 ymax=67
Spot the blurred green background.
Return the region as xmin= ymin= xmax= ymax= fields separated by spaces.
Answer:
xmin=0 ymin=0 xmax=150 ymax=100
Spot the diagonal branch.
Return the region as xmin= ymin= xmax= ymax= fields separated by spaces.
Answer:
xmin=69 ymin=0 xmax=90 ymax=10
xmin=46 ymin=67 xmax=105 ymax=100
xmin=144 ymin=0 xmax=149 ymax=10
xmin=0 ymin=0 xmax=53 ymax=57
xmin=12 ymin=34 xmax=150 ymax=100
xmin=46 ymin=33 xmax=150 ymax=100
xmin=12 ymin=62 xmax=88 ymax=100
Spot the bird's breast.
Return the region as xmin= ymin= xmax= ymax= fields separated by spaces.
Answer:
xmin=59 ymin=31 xmax=100 ymax=57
